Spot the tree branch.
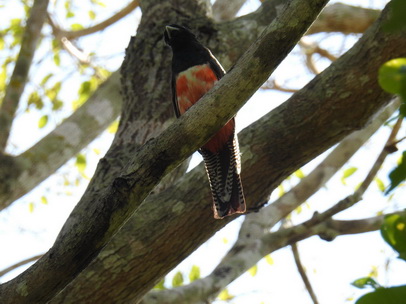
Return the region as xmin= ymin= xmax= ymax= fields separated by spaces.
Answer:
xmin=0 ymin=71 xmax=122 ymax=210
xmin=291 ymin=243 xmax=319 ymax=304
xmin=140 ymin=212 xmax=395 ymax=304
xmin=48 ymin=1 xmax=140 ymax=40
xmin=306 ymin=3 xmax=381 ymax=35
xmin=0 ymin=255 xmax=42 ymax=278
xmin=50 ymin=6 xmax=405 ymax=303
xmin=217 ymin=2 xmax=380 ymax=67
xmin=0 ymin=0 xmax=50 ymax=151
xmin=212 ymin=0 xmax=247 ymax=21
xmin=0 ymin=0 xmax=329 ymax=303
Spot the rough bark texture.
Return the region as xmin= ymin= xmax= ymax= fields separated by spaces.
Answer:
xmin=0 ymin=2 xmax=380 ymax=210
xmin=0 ymin=1 xmax=401 ymax=304
xmin=48 ymin=4 xmax=404 ymax=304
xmin=0 ymin=0 xmax=330 ymax=303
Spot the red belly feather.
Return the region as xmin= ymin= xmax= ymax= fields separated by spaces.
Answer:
xmin=176 ymin=65 xmax=233 ymax=153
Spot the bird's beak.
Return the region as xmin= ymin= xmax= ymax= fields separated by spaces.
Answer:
xmin=165 ymin=25 xmax=179 ymax=40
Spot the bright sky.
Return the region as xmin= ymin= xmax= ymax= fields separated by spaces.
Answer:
xmin=1 ymin=1 xmax=405 ymax=303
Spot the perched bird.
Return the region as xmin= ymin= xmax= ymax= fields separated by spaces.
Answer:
xmin=164 ymin=24 xmax=246 ymax=219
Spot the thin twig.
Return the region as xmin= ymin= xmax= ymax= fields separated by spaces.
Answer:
xmin=304 ymin=114 xmax=403 ymax=225
xmin=261 ymin=79 xmax=299 ymax=93
xmin=48 ymin=1 xmax=139 ymax=40
xmin=0 ymin=0 xmax=50 ymax=151
xmin=0 ymin=254 xmax=43 ymax=278
xmin=291 ymin=243 xmax=319 ymax=304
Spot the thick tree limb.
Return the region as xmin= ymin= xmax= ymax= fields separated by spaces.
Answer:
xmin=217 ymin=2 xmax=380 ymax=66
xmin=0 ymin=1 xmax=381 ymax=208
xmin=51 ymin=5 xmax=405 ymax=303
xmin=0 ymin=0 xmax=328 ymax=303
xmin=138 ymin=101 xmax=398 ymax=303
xmin=0 ymin=0 xmax=50 ymax=151
xmin=0 ymin=71 xmax=122 ymax=210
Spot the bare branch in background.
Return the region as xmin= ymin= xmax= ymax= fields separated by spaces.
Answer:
xmin=291 ymin=243 xmax=319 ymax=304
xmin=48 ymin=1 xmax=139 ymax=40
xmin=299 ymin=38 xmax=338 ymax=74
xmin=307 ymin=3 xmax=381 ymax=35
xmin=212 ymin=0 xmax=247 ymax=21
xmin=0 ymin=72 xmax=122 ymax=210
xmin=0 ymin=0 xmax=50 ymax=151
xmin=313 ymin=114 xmax=403 ymax=222
xmin=0 ymin=255 xmax=43 ymax=278
xmin=141 ymin=212 xmax=397 ymax=304
xmin=261 ymin=79 xmax=299 ymax=93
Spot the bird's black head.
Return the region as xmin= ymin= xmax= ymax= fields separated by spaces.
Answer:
xmin=164 ymin=24 xmax=198 ymax=49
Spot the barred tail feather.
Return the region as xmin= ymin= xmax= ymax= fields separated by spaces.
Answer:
xmin=201 ymin=134 xmax=246 ymax=219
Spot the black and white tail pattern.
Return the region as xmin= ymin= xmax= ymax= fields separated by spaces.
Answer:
xmin=201 ymin=134 xmax=246 ymax=219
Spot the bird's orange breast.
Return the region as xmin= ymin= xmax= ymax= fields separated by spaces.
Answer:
xmin=176 ymin=64 xmax=234 ymax=153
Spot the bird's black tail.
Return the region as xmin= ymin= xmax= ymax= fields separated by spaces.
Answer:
xmin=201 ymin=135 xmax=246 ymax=219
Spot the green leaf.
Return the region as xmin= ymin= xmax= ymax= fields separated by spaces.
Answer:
xmin=88 ymin=10 xmax=96 ymax=20
xmin=381 ymin=212 xmax=406 ymax=261
xmin=52 ymin=99 xmax=64 ymax=111
xmin=341 ymin=167 xmax=358 ymax=185
xmin=294 ymin=169 xmax=305 ymax=179
xmin=248 ymin=264 xmax=258 ymax=276
xmin=66 ymin=11 xmax=75 ymax=18
xmin=378 ymin=58 xmax=406 ymax=101
xmin=38 ymin=115 xmax=48 ymax=128
xmin=374 ymin=177 xmax=385 ymax=192
xmin=53 ymin=53 xmax=61 ymax=66
xmin=40 ymin=196 xmax=48 ymax=205
xmin=188 ymin=265 xmax=200 ymax=282
xmin=171 ymin=271 xmax=183 ymax=287
xmin=217 ymin=288 xmax=234 ymax=301
xmin=386 ymin=151 xmax=406 ymax=194
xmin=153 ymin=278 xmax=166 ymax=290
xmin=383 ymin=0 xmax=406 ymax=32
xmin=278 ymin=184 xmax=285 ymax=197
xmin=352 ymin=277 xmax=381 ymax=290
xmin=75 ymin=153 xmax=87 ymax=175
xmin=90 ymin=0 xmax=106 ymax=7
xmin=28 ymin=92 xmax=44 ymax=110
xmin=28 ymin=202 xmax=34 ymax=213
xmin=71 ymin=23 xmax=84 ymax=31
xmin=107 ymin=120 xmax=119 ymax=133
xmin=265 ymin=254 xmax=274 ymax=265
xmin=40 ymin=73 xmax=53 ymax=86
xmin=356 ymin=286 xmax=406 ymax=304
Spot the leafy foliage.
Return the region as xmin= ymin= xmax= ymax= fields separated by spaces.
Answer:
xmin=381 ymin=212 xmax=406 ymax=261
xmin=188 ymin=265 xmax=201 ymax=282
xmin=355 ymin=286 xmax=406 ymax=304
xmin=383 ymin=0 xmax=406 ymax=33
xmin=352 ymin=277 xmax=382 ymax=290
xmin=386 ymin=151 xmax=406 ymax=194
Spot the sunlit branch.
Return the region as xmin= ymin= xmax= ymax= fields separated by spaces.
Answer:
xmin=0 ymin=255 xmax=43 ymax=278
xmin=0 ymin=0 xmax=50 ymax=151
xmin=48 ymin=1 xmax=139 ymax=40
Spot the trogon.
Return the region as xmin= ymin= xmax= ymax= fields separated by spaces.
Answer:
xmin=164 ymin=24 xmax=246 ymax=219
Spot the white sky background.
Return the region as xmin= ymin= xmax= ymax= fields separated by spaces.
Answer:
xmin=1 ymin=0 xmax=406 ymax=303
